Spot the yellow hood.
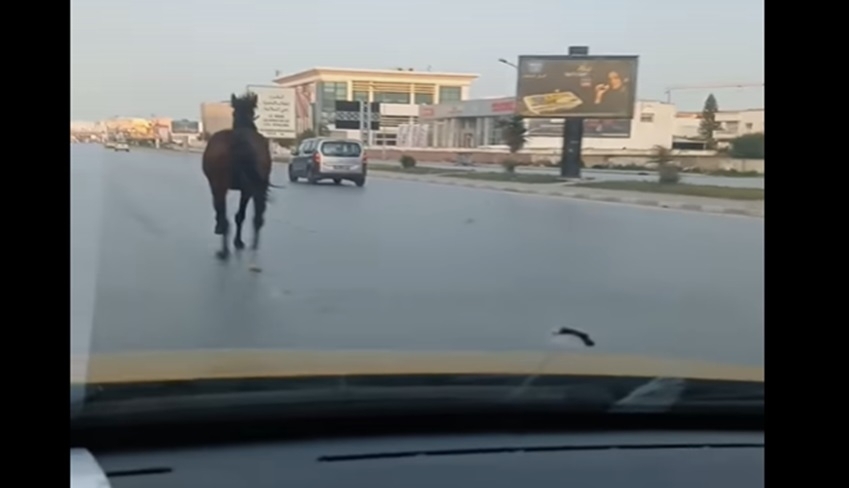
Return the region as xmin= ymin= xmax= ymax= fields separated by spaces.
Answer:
xmin=71 ymin=349 xmax=763 ymax=384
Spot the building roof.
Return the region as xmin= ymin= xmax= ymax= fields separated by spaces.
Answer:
xmin=272 ymin=66 xmax=479 ymax=86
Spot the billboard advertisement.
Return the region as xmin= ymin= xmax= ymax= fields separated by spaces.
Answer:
xmin=515 ymin=55 xmax=638 ymax=119
xmin=527 ymin=118 xmax=631 ymax=138
xmin=172 ymin=119 xmax=200 ymax=134
xmin=246 ymin=85 xmax=297 ymax=139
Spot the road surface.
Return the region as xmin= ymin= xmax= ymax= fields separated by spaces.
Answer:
xmin=384 ymin=161 xmax=765 ymax=189
xmin=71 ymin=145 xmax=764 ymax=366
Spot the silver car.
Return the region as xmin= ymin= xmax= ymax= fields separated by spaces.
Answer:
xmin=288 ymin=138 xmax=367 ymax=187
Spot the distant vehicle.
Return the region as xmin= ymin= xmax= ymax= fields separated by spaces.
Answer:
xmin=104 ymin=141 xmax=115 ymax=149
xmin=114 ymin=143 xmax=130 ymax=152
xmin=288 ymin=138 xmax=366 ymax=187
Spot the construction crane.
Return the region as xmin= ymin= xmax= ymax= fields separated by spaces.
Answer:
xmin=664 ymin=83 xmax=764 ymax=104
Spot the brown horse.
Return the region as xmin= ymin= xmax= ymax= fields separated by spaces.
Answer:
xmin=202 ymin=92 xmax=278 ymax=270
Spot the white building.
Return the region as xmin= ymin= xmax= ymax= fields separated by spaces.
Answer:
xmin=416 ymin=97 xmax=678 ymax=152
xmin=674 ymin=109 xmax=764 ymax=147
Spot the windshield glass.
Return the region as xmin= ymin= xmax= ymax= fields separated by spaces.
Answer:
xmin=71 ymin=0 xmax=764 ymax=423
xmin=321 ymin=141 xmax=362 ymax=156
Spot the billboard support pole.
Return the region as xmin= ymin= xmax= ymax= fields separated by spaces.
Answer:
xmin=559 ymin=45 xmax=589 ymax=179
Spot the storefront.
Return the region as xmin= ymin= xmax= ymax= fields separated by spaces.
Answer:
xmin=418 ymin=97 xmax=517 ymax=148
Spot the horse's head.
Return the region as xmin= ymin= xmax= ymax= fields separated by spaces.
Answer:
xmin=230 ymin=92 xmax=259 ymax=130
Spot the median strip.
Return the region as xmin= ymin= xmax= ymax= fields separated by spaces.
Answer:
xmin=572 ymin=180 xmax=764 ymax=201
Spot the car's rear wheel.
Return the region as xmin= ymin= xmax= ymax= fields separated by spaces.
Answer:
xmin=332 ymin=178 xmax=342 ymax=185
xmin=288 ymin=164 xmax=298 ymax=182
xmin=354 ymin=177 xmax=366 ymax=187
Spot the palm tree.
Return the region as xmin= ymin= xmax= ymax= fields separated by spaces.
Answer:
xmin=498 ymin=115 xmax=528 ymax=173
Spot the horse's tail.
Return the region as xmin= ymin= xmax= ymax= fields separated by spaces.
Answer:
xmin=231 ymin=129 xmax=271 ymax=199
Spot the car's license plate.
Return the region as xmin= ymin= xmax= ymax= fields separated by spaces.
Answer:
xmin=334 ymin=165 xmax=349 ymax=170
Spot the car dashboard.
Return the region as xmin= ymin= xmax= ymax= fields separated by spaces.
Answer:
xmin=72 ymin=430 xmax=763 ymax=487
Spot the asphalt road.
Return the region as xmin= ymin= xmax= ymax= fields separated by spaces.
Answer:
xmin=71 ymin=145 xmax=764 ymax=366
xmin=391 ymin=161 xmax=765 ymax=189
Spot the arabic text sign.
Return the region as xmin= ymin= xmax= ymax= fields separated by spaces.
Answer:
xmin=247 ymin=85 xmax=297 ymax=139
xmin=515 ymin=55 xmax=638 ymax=119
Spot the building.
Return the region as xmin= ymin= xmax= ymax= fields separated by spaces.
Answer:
xmin=200 ymin=101 xmax=231 ymax=138
xmin=674 ymin=109 xmax=764 ymax=148
xmin=271 ymin=67 xmax=478 ymax=145
xmin=416 ymin=97 xmax=678 ymax=152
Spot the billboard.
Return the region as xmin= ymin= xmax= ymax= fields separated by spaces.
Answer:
xmin=527 ymin=118 xmax=631 ymax=138
xmin=515 ymin=55 xmax=638 ymax=119
xmin=172 ymin=119 xmax=199 ymax=134
xmin=334 ymin=101 xmax=381 ymax=130
xmin=246 ymin=85 xmax=297 ymax=139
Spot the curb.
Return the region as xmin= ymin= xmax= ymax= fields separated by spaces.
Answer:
xmin=370 ymin=171 xmax=764 ymax=219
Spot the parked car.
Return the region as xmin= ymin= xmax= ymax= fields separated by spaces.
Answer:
xmin=114 ymin=143 xmax=130 ymax=152
xmin=288 ymin=138 xmax=366 ymax=187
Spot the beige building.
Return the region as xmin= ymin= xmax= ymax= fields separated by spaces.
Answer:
xmin=271 ymin=67 xmax=478 ymax=145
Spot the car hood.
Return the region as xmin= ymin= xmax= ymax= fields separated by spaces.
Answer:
xmin=71 ymin=349 xmax=763 ymax=385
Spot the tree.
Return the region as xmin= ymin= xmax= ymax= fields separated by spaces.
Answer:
xmin=699 ymin=94 xmax=721 ymax=149
xmin=729 ymin=133 xmax=764 ymax=159
xmin=499 ymin=115 xmax=527 ymax=153
xmin=498 ymin=115 xmax=528 ymax=174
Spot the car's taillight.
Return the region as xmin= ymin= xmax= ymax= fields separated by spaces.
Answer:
xmin=361 ymin=155 xmax=368 ymax=166
xmin=313 ymin=153 xmax=321 ymax=165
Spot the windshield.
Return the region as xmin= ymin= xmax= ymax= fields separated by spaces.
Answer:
xmin=71 ymin=0 xmax=764 ymax=424
xmin=321 ymin=141 xmax=362 ymax=156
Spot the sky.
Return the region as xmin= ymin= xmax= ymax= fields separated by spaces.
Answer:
xmin=70 ymin=0 xmax=764 ymax=121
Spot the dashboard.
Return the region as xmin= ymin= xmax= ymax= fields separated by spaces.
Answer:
xmin=72 ymin=431 xmax=763 ymax=487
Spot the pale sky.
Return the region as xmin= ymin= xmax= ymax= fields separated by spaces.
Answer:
xmin=70 ymin=0 xmax=764 ymax=120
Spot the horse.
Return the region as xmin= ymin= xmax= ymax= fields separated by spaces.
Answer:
xmin=201 ymin=92 xmax=279 ymax=271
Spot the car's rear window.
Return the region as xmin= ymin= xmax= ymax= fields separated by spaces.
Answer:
xmin=320 ymin=141 xmax=362 ymax=157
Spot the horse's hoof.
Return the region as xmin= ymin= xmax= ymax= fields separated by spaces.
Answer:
xmin=248 ymin=264 xmax=262 ymax=272
xmin=216 ymin=250 xmax=230 ymax=260
xmin=234 ymin=240 xmax=245 ymax=250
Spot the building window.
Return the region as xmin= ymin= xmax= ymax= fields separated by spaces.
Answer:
xmin=745 ymin=122 xmax=753 ymax=130
xmin=374 ymin=92 xmax=411 ymax=104
xmin=439 ymin=86 xmax=462 ymax=103
xmin=414 ymin=93 xmax=434 ymax=105
xmin=639 ymin=113 xmax=654 ymax=123
xmin=353 ymin=91 xmax=368 ymax=102
xmin=488 ymin=116 xmax=510 ymax=145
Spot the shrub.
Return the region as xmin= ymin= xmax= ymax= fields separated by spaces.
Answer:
xmin=501 ymin=159 xmax=520 ymax=173
xmin=729 ymin=133 xmax=764 ymax=159
xmin=400 ymin=154 xmax=417 ymax=168
xmin=658 ymin=164 xmax=681 ymax=184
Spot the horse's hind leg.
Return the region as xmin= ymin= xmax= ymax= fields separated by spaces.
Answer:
xmin=212 ymin=189 xmax=230 ymax=260
xmin=247 ymin=192 xmax=267 ymax=272
xmin=251 ymin=192 xmax=267 ymax=251
xmin=233 ymin=191 xmax=251 ymax=250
